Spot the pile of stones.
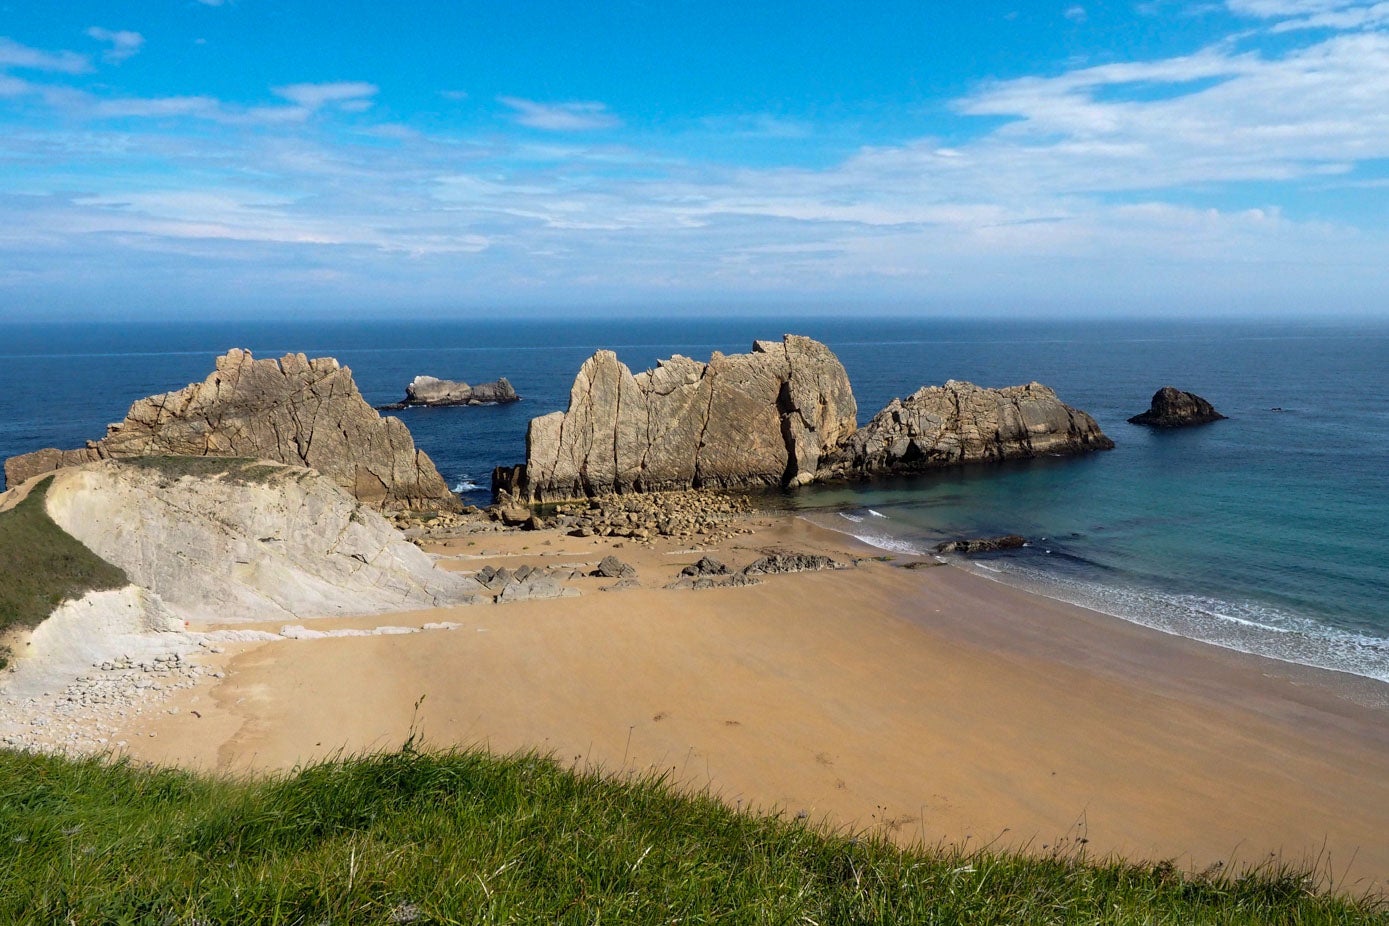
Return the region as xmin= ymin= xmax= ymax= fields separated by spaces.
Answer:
xmin=548 ymin=490 xmax=757 ymax=544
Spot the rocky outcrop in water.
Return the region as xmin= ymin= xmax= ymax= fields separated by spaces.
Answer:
xmin=379 ymin=376 xmax=519 ymax=409
xmin=500 ymin=335 xmax=857 ymax=503
xmin=934 ymin=535 xmax=1027 ymax=554
xmin=819 ymin=380 xmax=1114 ymax=478
xmin=1128 ymin=387 xmax=1226 ymax=428
xmin=4 ymin=349 xmax=459 ymax=511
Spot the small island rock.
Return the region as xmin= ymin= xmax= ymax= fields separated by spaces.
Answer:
xmin=381 ymin=376 xmax=519 ymax=409
xmin=1128 ymin=387 xmax=1226 ymax=428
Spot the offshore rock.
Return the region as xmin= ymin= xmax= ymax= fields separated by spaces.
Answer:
xmin=507 ymin=335 xmax=856 ymax=503
xmin=380 ymin=375 xmax=519 ymax=409
xmin=1128 ymin=386 xmax=1227 ymax=428
xmin=822 ymin=380 xmax=1113 ymax=477
xmin=934 ymin=535 xmax=1027 ymax=554
xmin=4 ymin=349 xmax=459 ymax=511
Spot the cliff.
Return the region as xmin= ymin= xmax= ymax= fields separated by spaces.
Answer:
xmin=821 ymin=380 xmax=1114 ymax=477
xmin=40 ymin=458 xmax=478 ymax=623
xmin=4 ymin=349 xmax=459 ymax=511
xmin=502 ymin=335 xmax=857 ymax=503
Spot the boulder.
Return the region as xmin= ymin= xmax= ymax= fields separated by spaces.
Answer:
xmin=821 ymin=380 xmax=1113 ymax=477
xmin=934 ymin=535 xmax=1027 ymax=554
xmin=4 ymin=349 xmax=459 ymax=511
xmin=502 ymin=335 xmax=856 ymax=502
xmin=380 ymin=376 xmax=519 ymax=409
xmin=592 ymin=555 xmax=636 ymax=579
xmin=1128 ymin=387 xmax=1226 ymax=428
xmin=681 ymin=556 xmax=731 ymax=577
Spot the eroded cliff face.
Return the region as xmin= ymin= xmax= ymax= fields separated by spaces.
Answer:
xmin=820 ymin=380 xmax=1115 ymax=477
xmin=42 ymin=458 xmax=478 ymax=623
xmin=4 ymin=349 xmax=459 ymax=511
xmin=511 ymin=335 xmax=857 ymax=503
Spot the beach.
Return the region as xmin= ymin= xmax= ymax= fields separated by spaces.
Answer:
xmin=91 ymin=509 xmax=1389 ymax=894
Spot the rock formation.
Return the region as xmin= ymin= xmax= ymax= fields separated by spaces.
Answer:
xmin=934 ymin=535 xmax=1027 ymax=554
xmin=380 ymin=375 xmax=519 ymax=409
xmin=500 ymin=335 xmax=857 ymax=503
xmin=4 ymin=349 xmax=459 ymax=511
xmin=40 ymin=458 xmax=478 ymax=623
xmin=820 ymin=381 xmax=1114 ymax=478
xmin=1128 ymin=387 xmax=1226 ymax=428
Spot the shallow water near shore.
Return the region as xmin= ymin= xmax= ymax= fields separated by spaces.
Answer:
xmin=2 ymin=315 xmax=1386 ymax=683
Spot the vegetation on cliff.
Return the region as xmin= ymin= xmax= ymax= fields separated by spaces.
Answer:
xmin=1 ymin=744 xmax=1380 ymax=924
xmin=0 ymin=476 xmax=126 ymax=651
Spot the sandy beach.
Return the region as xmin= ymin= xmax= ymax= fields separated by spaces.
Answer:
xmin=69 ymin=508 xmax=1385 ymax=894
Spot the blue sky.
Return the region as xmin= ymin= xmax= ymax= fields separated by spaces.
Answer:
xmin=1 ymin=1 xmax=1387 ymax=320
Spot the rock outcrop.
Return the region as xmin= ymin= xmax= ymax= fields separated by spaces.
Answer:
xmin=821 ymin=381 xmax=1114 ymax=478
xmin=498 ymin=335 xmax=857 ymax=503
xmin=4 ymin=349 xmax=459 ymax=511
xmin=380 ymin=375 xmax=519 ymax=409
xmin=934 ymin=535 xmax=1027 ymax=554
xmin=1128 ymin=387 xmax=1226 ymax=428
xmin=40 ymin=458 xmax=479 ymax=623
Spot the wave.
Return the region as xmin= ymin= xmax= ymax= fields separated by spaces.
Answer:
xmin=838 ymin=512 xmax=864 ymax=523
xmin=959 ymin=559 xmax=1389 ymax=686
xmin=868 ymin=509 xmax=886 ymax=518
xmin=452 ymin=476 xmax=481 ymax=493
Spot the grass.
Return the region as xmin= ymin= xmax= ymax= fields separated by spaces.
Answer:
xmin=0 ymin=476 xmax=127 ymax=661
xmin=0 ymin=742 xmax=1382 ymax=925
xmin=122 ymin=455 xmax=288 ymax=485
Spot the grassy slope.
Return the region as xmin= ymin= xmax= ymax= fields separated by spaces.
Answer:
xmin=1 ymin=745 xmax=1382 ymax=925
xmin=0 ymin=475 xmax=127 ymax=641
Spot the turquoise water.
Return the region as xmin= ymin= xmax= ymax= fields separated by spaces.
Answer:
xmin=1 ymin=316 xmax=1386 ymax=682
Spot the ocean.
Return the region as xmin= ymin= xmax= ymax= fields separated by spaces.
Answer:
xmin=2 ymin=316 xmax=1386 ymax=684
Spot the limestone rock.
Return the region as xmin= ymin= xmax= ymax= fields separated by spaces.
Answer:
xmin=503 ymin=335 xmax=856 ymax=502
xmin=5 ymin=349 xmax=458 ymax=511
xmin=741 ymin=552 xmax=841 ymax=575
xmin=822 ymin=380 xmax=1113 ymax=477
xmin=40 ymin=459 xmax=479 ymax=623
xmin=1128 ymin=387 xmax=1227 ymax=428
xmin=380 ymin=375 xmax=519 ymax=409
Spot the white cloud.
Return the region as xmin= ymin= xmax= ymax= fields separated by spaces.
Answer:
xmin=273 ymin=81 xmax=378 ymax=110
xmin=1226 ymin=0 xmax=1389 ymax=30
xmin=1065 ymin=5 xmax=1089 ymax=22
xmin=86 ymin=27 xmax=145 ymax=64
xmin=498 ymin=96 xmax=622 ymax=131
xmin=0 ymin=36 xmax=90 ymax=73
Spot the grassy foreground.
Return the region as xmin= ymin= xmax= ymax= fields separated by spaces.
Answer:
xmin=2 ymin=744 xmax=1382 ymax=925
xmin=0 ymin=475 xmax=126 ymax=650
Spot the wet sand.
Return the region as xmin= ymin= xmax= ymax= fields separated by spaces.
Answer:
xmin=114 ymin=515 xmax=1389 ymax=893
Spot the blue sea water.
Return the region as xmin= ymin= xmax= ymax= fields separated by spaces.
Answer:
xmin=1 ymin=316 xmax=1386 ymax=683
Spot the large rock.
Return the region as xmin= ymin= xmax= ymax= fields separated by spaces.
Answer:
xmin=822 ymin=380 xmax=1114 ymax=477
xmin=40 ymin=458 xmax=479 ymax=623
xmin=380 ymin=375 xmax=519 ymax=409
xmin=505 ymin=335 xmax=857 ymax=503
xmin=1128 ymin=387 xmax=1226 ymax=428
xmin=4 ymin=349 xmax=459 ymax=511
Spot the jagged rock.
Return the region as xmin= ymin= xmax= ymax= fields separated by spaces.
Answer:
xmin=499 ymin=335 xmax=856 ymax=503
xmin=497 ymin=568 xmax=575 ymax=603
xmin=934 ymin=535 xmax=1027 ymax=554
xmin=592 ymin=555 xmax=636 ymax=579
xmin=38 ymin=458 xmax=479 ymax=623
xmin=665 ymin=573 xmax=761 ymax=591
xmin=822 ymin=380 xmax=1113 ymax=477
xmin=4 ymin=349 xmax=459 ymax=511
xmin=741 ymin=552 xmax=841 ymax=575
xmin=1128 ymin=387 xmax=1227 ymax=428
xmin=380 ymin=376 xmax=519 ymax=409
xmin=681 ymin=556 xmax=731 ymax=577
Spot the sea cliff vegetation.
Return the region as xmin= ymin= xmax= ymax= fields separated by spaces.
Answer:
xmin=1 ymin=743 xmax=1381 ymax=925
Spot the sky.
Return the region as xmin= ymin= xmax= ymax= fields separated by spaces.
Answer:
xmin=1 ymin=1 xmax=1387 ymax=321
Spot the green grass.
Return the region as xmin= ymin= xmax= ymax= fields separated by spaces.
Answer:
xmin=0 ymin=476 xmax=127 ymax=655
xmin=1 ymin=743 xmax=1382 ymax=925
xmin=121 ymin=455 xmax=288 ymax=485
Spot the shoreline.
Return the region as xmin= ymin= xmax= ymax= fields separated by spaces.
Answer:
xmin=17 ymin=506 xmax=1373 ymax=893
xmin=797 ymin=501 xmax=1389 ymax=696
